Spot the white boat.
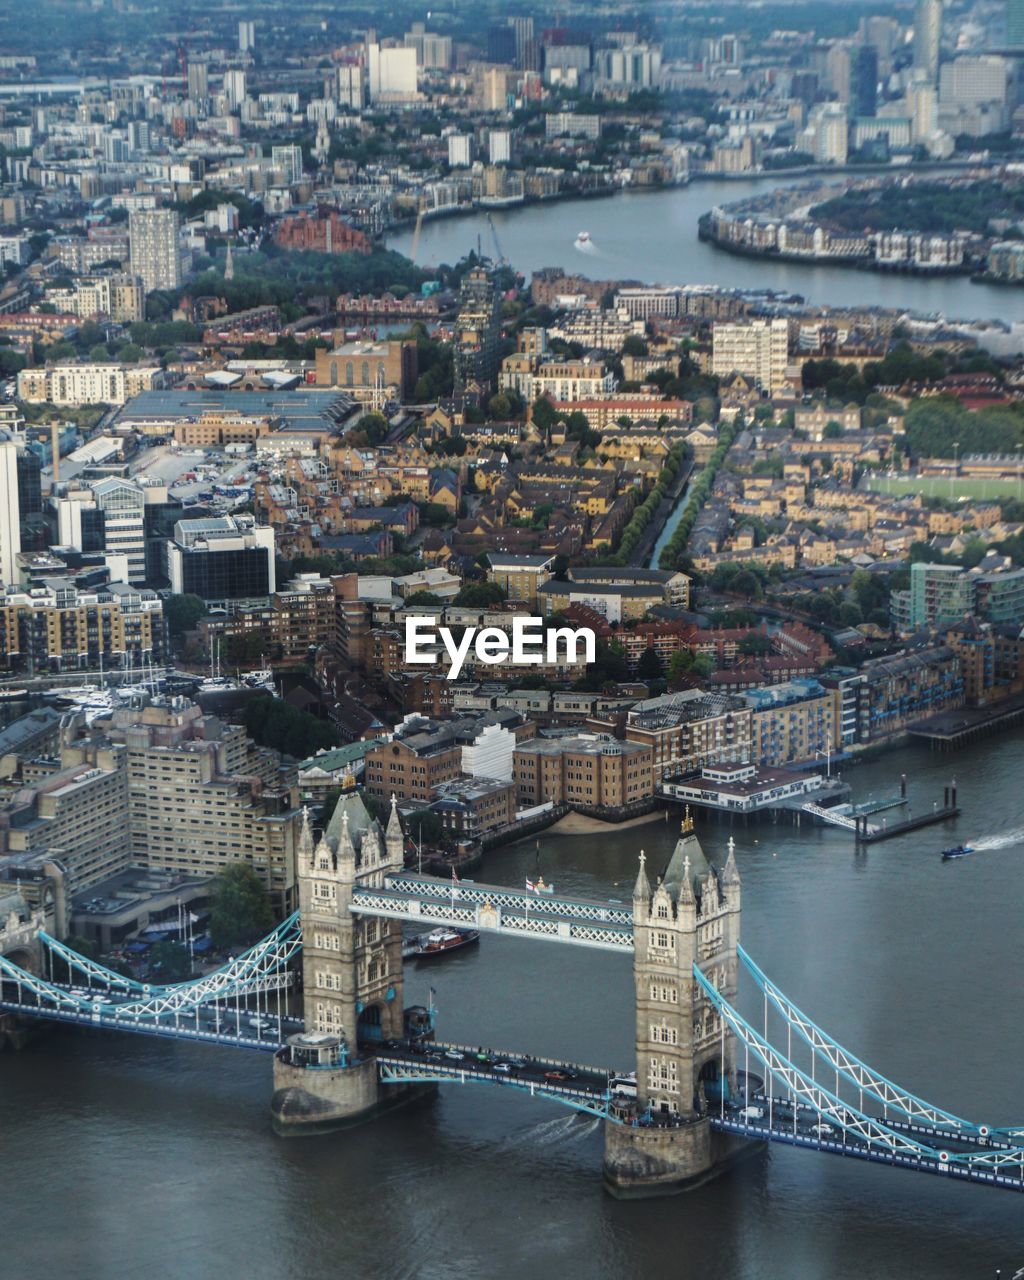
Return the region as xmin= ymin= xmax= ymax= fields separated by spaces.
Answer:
xmin=576 ymin=230 xmax=590 ymax=244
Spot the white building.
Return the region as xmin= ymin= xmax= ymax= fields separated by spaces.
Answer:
xmin=366 ymin=44 xmax=418 ymax=101
xmin=238 ymin=20 xmax=255 ymax=52
xmin=128 ymin=208 xmax=183 ymax=293
xmin=712 ymin=319 xmax=790 ymax=394
xmin=337 ymin=65 xmax=364 ymax=110
xmin=17 ymin=364 xmax=164 ymax=407
xmin=488 ymin=129 xmax=512 ymax=164
xmin=447 ymin=134 xmax=473 ymax=167
xmin=0 ymin=234 xmax=31 ymax=268
xmin=0 ymin=442 xmax=20 ymax=586
xmin=224 ymin=69 xmax=247 ymax=111
xmin=461 ymin=720 xmax=516 ymax=782
xmin=271 ymin=144 xmax=304 ymax=184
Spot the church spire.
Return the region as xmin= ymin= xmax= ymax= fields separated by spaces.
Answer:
xmin=224 ymin=240 xmax=234 ymax=280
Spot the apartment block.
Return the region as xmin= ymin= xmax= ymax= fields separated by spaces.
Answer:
xmin=712 ymin=319 xmax=790 ymax=394
xmin=513 ymin=733 xmax=654 ymax=814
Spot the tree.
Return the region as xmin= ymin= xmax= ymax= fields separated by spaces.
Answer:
xmin=636 ymin=647 xmax=664 ymax=680
xmin=354 ymin=412 xmax=389 ymax=445
xmin=148 ymin=940 xmax=192 ymax=982
xmin=454 ymin=581 xmax=507 ymax=606
xmin=738 ymin=633 xmax=772 ymax=656
xmin=165 ymin=593 xmax=207 ymax=638
xmin=530 ymin=395 xmax=557 ymax=433
xmin=621 ymin=334 xmax=649 ymax=357
xmin=209 ymin=863 xmax=274 ymax=951
xmin=406 ymin=590 xmax=443 ymax=606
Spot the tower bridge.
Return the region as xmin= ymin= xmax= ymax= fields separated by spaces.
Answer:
xmin=2 ymin=795 xmax=1023 ymax=1197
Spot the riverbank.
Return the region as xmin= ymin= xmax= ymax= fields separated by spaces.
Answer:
xmin=543 ymin=807 xmax=668 ymax=837
xmin=698 ymin=220 xmax=977 ymax=279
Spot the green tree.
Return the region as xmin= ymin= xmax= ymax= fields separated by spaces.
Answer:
xmin=148 ymin=940 xmax=192 ymax=981
xmin=165 ymin=593 xmax=208 ymax=638
xmin=209 ymin=863 xmax=274 ymax=951
xmin=636 ymin=647 xmax=664 ymax=680
xmin=454 ymin=581 xmax=507 ymax=606
xmin=406 ymin=590 xmax=443 ymax=606
xmin=621 ymin=334 xmax=649 ymax=357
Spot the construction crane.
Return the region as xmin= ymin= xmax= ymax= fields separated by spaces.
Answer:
xmin=486 ymin=213 xmax=507 ymax=266
xmin=409 ymin=206 xmax=426 ymax=265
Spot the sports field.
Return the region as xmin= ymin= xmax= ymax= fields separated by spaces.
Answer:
xmin=864 ymin=472 xmax=1024 ymax=502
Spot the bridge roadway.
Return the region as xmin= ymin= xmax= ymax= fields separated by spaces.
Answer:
xmin=714 ymin=1108 xmax=1024 ymax=1194
xmin=0 ymin=981 xmax=302 ymax=1051
xmin=351 ymin=873 xmax=635 ymax=952
xmin=374 ymin=1038 xmax=618 ymax=1117
xmin=373 ymin=1043 xmax=1024 ymax=1191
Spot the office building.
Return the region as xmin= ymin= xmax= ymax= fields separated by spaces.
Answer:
xmin=448 ymin=134 xmax=473 ymax=167
xmin=366 ymin=43 xmax=418 ymax=101
xmin=128 ymin=208 xmax=183 ymax=293
xmin=224 ymin=69 xmax=247 ymax=111
xmin=853 ymin=45 xmax=879 ymax=117
xmin=711 ymin=319 xmax=790 ymax=394
xmin=166 ymin=515 xmax=276 ymax=604
xmin=914 ymin=0 xmax=942 ymax=83
xmin=487 ymin=23 xmax=517 ymax=64
xmin=238 ymin=19 xmax=255 ymax=52
xmin=0 ymin=442 xmax=21 ymax=585
xmin=337 ymin=64 xmax=365 ymax=110
xmin=488 ymin=129 xmax=512 ymax=164
xmin=939 ymin=55 xmax=1013 ymax=110
xmin=186 ymin=60 xmax=209 ymax=103
xmin=92 ymin=477 xmax=147 ymax=584
xmin=271 ymin=144 xmax=304 ymax=184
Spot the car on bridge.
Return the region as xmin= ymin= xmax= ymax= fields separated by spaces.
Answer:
xmin=443 ymin=1049 xmax=463 ymax=1062
xmin=544 ymin=1069 xmax=577 ymax=1082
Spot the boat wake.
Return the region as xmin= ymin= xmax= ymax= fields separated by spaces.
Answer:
xmin=970 ymin=827 xmax=1024 ymax=852
xmin=573 ymin=236 xmax=600 ymax=256
xmin=497 ymin=1114 xmax=580 ymax=1151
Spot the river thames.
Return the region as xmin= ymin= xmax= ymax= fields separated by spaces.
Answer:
xmin=2 ymin=734 xmax=1023 ymax=1279
xmin=390 ymin=175 xmax=1024 ymax=328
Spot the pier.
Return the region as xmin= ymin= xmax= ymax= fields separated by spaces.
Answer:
xmin=854 ymin=782 xmax=960 ymax=844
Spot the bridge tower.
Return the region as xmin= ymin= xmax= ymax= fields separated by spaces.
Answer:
xmin=271 ymin=793 xmax=411 ymax=1135
xmin=604 ymin=813 xmax=747 ymax=1196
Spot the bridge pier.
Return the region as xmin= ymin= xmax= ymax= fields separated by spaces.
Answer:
xmin=271 ymin=1038 xmax=418 ymax=1135
xmin=603 ymin=1118 xmax=754 ymax=1197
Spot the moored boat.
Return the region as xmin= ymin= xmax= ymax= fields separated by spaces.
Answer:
xmin=408 ymin=928 xmax=479 ymax=959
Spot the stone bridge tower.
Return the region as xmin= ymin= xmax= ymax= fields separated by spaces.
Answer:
xmin=271 ymin=793 xmax=409 ymax=1135
xmin=604 ymin=813 xmax=746 ymax=1196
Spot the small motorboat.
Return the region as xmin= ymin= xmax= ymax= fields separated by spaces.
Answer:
xmin=941 ymin=844 xmax=974 ymax=860
xmin=575 ymin=230 xmax=590 ymax=244
xmin=409 ymin=928 xmax=480 ymax=959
